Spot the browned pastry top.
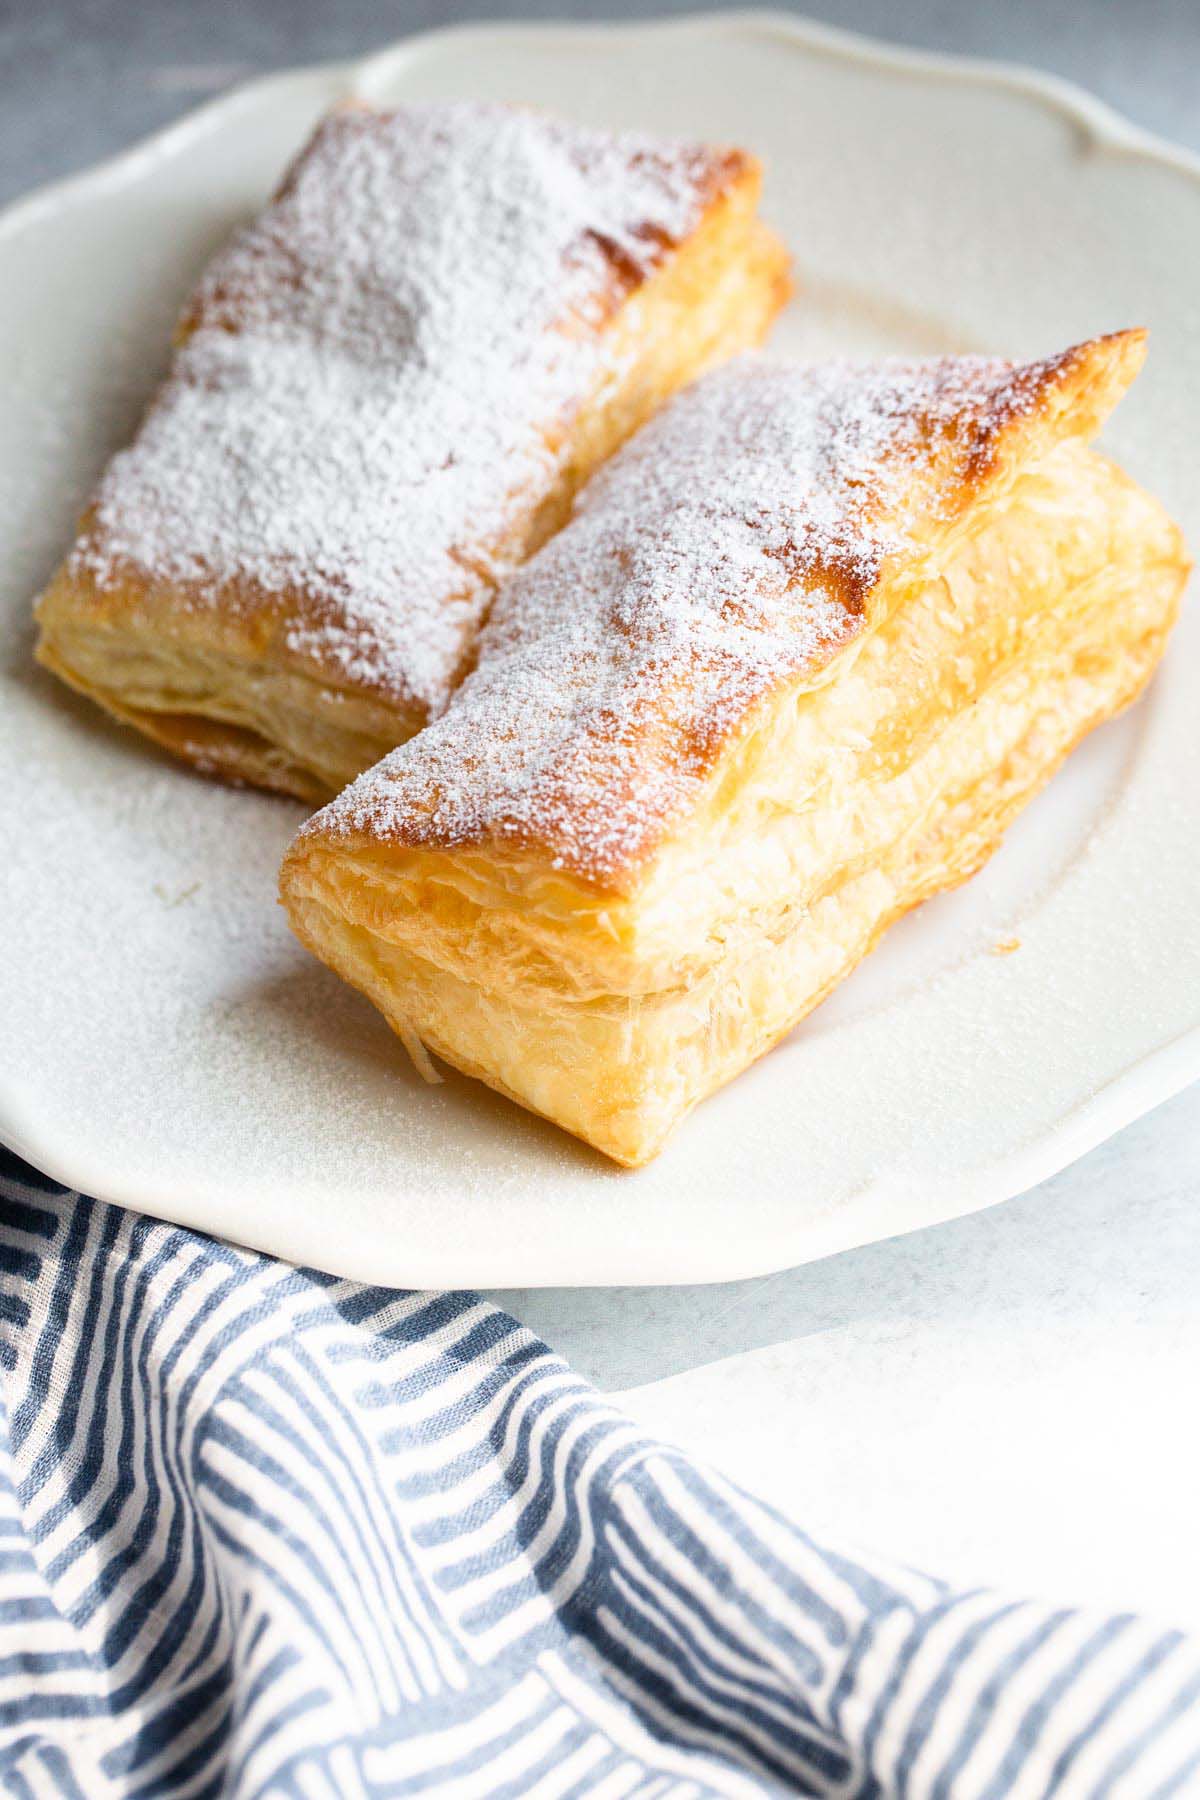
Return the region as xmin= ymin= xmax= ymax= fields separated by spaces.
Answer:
xmin=306 ymin=331 xmax=1146 ymax=888
xmin=65 ymin=101 xmax=750 ymax=713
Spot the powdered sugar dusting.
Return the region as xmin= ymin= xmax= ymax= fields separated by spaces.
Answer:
xmin=312 ymin=346 xmax=1088 ymax=885
xmin=70 ymin=102 xmax=738 ymax=711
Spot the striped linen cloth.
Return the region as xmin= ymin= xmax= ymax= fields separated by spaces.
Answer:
xmin=1 ymin=1150 xmax=1198 ymax=1799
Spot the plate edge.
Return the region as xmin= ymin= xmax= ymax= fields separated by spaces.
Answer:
xmin=3 ymin=8 xmax=1199 ymax=1281
xmin=3 ymin=9 xmax=1200 ymax=243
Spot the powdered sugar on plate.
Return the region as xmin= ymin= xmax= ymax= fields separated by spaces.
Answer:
xmin=69 ymin=101 xmax=738 ymax=712
xmin=315 ymin=346 xmax=1089 ymax=886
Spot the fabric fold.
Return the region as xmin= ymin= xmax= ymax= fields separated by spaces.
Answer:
xmin=0 ymin=1149 xmax=1197 ymax=1799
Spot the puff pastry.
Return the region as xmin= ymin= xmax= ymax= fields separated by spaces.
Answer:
xmin=35 ymin=101 xmax=789 ymax=800
xmin=281 ymin=331 xmax=1189 ymax=1166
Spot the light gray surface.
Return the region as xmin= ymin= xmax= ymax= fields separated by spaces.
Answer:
xmin=611 ymin=1083 xmax=1200 ymax=1623
xmin=2 ymin=0 xmax=1199 ymax=212
xmin=3 ymin=5 xmax=1198 ymax=1421
xmin=497 ymin=1083 xmax=1200 ymax=1388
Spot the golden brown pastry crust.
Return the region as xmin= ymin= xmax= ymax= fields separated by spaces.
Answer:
xmin=281 ymin=332 xmax=1189 ymax=1167
xmin=35 ymin=103 xmax=790 ymax=800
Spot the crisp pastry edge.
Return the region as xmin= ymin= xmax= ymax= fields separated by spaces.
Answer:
xmin=280 ymin=424 xmax=1190 ymax=1164
xmin=34 ymin=173 xmax=791 ymax=800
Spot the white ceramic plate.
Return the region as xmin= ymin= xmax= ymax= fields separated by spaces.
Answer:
xmin=2 ymin=12 xmax=1198 ymax=1287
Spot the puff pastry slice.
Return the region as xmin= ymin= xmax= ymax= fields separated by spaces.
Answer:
xmin=281 ymin=331 xmax=1189 ymax=1165
xmin=35 ymin=101 xmax=789 ymax=799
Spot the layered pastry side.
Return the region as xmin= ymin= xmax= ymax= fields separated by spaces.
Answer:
xmin=281 ymin=332 xmax=1190 ymax=1166
xmin=35 ymin=101 xmax=790 ymax=800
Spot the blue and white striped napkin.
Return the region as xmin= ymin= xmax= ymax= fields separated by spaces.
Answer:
xmin=1 ymin=1147 xmax=1198 ymax=1798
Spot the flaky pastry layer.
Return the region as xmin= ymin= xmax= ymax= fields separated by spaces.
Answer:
xmin=282 ymin=336 xmax=1189 ymax=1164
xmin=35 ymin=103 xmax=789 ymax=800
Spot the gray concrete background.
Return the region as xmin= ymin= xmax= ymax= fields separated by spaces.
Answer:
xmin=2 ymin=0 xmax=1199 ymax=213
xmin=2 ymin=2 xmax=1198 ymax=1407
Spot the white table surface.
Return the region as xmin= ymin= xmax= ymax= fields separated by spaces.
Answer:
xmin=4 ymin=0 xmax=1198 ymax=1626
